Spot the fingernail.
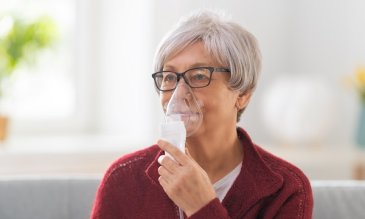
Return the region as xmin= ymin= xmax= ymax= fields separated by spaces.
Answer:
xmin=157 ymin=155 xmax=165 ymax=164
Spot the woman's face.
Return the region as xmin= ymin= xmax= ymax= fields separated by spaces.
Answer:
xmin=160 ymin=42 xmax=251 ymax=136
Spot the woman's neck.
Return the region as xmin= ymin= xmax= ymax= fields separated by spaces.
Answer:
xmin=186 ymin=126 xmax=243 ymax=183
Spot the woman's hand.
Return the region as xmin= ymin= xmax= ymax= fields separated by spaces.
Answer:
xmin=157 ymin=139 xmax=217 ymax=217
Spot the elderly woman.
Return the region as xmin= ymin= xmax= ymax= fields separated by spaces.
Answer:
xmin=91 ymin=10 xmax=313 ymax=219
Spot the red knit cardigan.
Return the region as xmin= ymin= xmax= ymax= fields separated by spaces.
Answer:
xmin=91 ymin=128 xmax=313 ymax=219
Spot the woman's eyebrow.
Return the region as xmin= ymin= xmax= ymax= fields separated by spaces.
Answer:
xmin=189 ymin=62 xmax=212 ymax=68
xmin=163 ymin=62 xmax=212 ymax=71
xmin=162 ymin=65 xmax=175 ymax=71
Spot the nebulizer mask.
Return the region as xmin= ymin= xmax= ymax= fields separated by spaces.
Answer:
xmin=160 ymin=80 xmax=203 ymax=158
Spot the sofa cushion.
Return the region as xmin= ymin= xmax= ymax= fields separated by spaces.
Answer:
xmin=0 ymin=176 xmax=100 ymax=219
xmin=312 ymin=180 xmax=365 ymax=219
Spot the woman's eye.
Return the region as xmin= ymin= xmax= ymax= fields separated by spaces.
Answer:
xmin=164 ymin=74 xmax=176 ymax=82
xmin=192 ymin=73 xmax=208 ymax=81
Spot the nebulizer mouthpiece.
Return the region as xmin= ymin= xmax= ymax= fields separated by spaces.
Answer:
xmin=160 ymin=80 xmax=203 ymax=158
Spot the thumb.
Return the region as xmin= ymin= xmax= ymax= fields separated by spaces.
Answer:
xmin=185 ymin=146 xmax=192 ymax=158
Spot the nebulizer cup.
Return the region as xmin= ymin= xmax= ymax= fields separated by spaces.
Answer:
xmin=160 ymin=80 xmax=203 ymax=158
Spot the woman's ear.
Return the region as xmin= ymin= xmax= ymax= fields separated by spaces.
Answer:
xmin=235 ymin=92 xmax=252 ymax=110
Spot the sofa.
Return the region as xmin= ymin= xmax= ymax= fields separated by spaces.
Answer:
xmin=0 ymin=176 xmax=99 ymax=219
xmin=0 ymin=176 xmax=364 ymax=219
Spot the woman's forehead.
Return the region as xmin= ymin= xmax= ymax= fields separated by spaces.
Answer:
xmin=163 ymin=42 xmax=220 ymax=70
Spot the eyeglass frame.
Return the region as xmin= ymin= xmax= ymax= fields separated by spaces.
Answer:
xmin=151 ymin=66 xmax=231 ymax=92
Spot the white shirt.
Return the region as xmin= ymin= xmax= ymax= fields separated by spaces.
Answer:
xmin=179 ymin=162 xmax=242 ymax=218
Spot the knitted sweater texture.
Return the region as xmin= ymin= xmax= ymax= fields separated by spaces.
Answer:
xmin=91 ymin=128 xmax=313 ymax=219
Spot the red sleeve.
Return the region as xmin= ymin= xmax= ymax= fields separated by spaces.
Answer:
xmin=90 ymin=155 xmax=131 ymax=219
xmin=274 ymin=179 xmax=313 ymax=219
xmin=188 ymin=198 xmax=231 ymax=219
xmin=90 ymin=170 xmax=122 ymax=219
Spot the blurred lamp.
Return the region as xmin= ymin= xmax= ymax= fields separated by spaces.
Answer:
xmin=261 ymin=75 xmax=336 ymax=146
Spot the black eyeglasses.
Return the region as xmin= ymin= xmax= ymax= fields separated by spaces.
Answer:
xmin=151 ymin=67 xmax=230 ymax=91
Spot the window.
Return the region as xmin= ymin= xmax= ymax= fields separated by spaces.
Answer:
xmin=0 ymin=0 xmax=94 ymax=135
xmin=1 ymin=1 xmax=158 ymax=146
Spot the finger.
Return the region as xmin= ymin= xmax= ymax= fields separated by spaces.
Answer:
xmin=158 ymin=166 xmax=174 ymax=183
xmin=158 ymin=139 xmax=188 ymax=165
xmin=158 ymin=155 xmax=180 ymax=173
xmin=158 ymin=175 xmax=169 ymax=189
xmin=157 ymin=155 xmax=166 ymax=165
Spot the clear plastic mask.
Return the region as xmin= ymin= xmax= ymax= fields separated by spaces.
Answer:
xmin=164 ymin=80 xmax=203 ymax=137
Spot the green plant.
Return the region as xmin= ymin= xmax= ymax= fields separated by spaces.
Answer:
xmin=0 ymin=14 xmax=57 ymax=97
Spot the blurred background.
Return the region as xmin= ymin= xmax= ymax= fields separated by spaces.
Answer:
xmin=0 ymin=0 xmax=365 ymax=180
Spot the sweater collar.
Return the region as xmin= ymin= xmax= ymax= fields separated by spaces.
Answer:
xmin=145 ymin=148 xmax=163 ymax=186
xmin=222 ymin=127 xmax=283 ymax=217
xmin=145 ymin=127 xmax=283 ymax=216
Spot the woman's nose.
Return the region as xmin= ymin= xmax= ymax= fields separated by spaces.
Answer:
xmin=175 ymin=79 xmax=189 ymax=95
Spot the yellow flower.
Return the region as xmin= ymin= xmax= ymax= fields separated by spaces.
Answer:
xmin=356 ymin=66 xmax=365 ymax=87
xmin=343 ymin=66 xmax=365 ymax=103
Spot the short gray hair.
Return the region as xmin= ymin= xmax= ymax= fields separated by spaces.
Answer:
xmin=153 ymin=10 xmax=262 ymax=121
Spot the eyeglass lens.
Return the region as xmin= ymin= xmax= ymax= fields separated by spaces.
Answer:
xmin=156 ymin=68 xmax=212 ymax=90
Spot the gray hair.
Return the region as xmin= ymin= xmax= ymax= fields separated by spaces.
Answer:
xmin=153 ymin=10 xmax=262 ymax=121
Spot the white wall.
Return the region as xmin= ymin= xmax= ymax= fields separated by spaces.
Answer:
xmin=285 ymin=0 xmax=365 ymax=146
xmin=96 ymin=0 xmax=159 ymax=147
xmin=94 ymin=0 xmax=365 ymax=147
